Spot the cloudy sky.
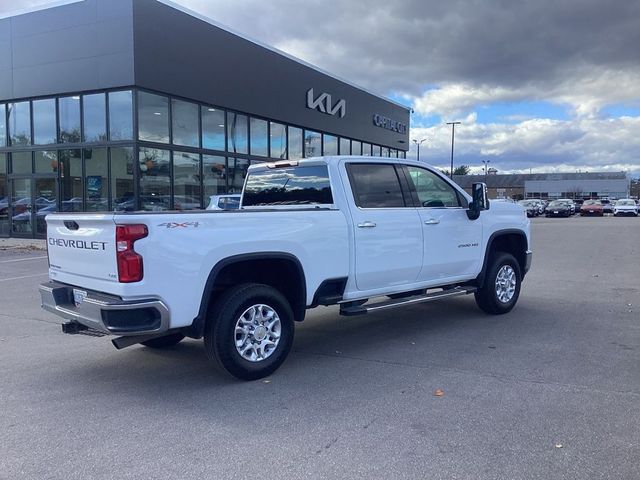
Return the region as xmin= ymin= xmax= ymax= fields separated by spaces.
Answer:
xmin=3 ymin=0 xmax=640 ymax=175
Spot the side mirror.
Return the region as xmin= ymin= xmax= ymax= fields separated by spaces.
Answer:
xmin=467 ymin=182 xmax=489 ymax=220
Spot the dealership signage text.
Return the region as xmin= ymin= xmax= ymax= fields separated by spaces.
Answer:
xmin=373 ymin=114 xmax=407 ymax=134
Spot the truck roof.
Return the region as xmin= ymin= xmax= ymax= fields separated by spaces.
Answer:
xmin=247 ymin=156 xmax=433 ymax=172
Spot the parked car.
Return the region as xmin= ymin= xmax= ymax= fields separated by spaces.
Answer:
xmin=556 ymin=198 xmax=576 ymax=215
xmin=613 ymin=199 xmax=638 ymax=216
xmin=601 ymin=199 xmax=614 ymax=214
xmin=207 ymin=194 xmax=241 ymax=210
xmin=580 ymin=200 xmax=604 ymax=216
xmin=545 ymin=200 xmax=572 ymax=217
xmin=573 ymin=199 xmax=584 ymax=213
xmin=518 ymin=200 xmax=539 ymax=217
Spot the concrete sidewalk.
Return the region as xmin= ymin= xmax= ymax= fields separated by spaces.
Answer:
xmin=0 ymin=237 xmax=47 ymax=251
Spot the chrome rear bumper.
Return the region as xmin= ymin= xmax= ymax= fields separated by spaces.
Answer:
xmin=39 ymin=281 xmax=170 ymax=336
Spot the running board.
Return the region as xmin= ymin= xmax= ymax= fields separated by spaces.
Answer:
xmin=339 ymin=286 xmax=477 ymax=316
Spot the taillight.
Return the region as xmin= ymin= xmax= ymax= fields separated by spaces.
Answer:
xmin=116 ymin=224 xmax=148 ymax=283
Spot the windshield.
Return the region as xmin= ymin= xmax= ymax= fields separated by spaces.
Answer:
xmin=584 ymin=200 xmax=601 ymax=205
xmin=617 ymin=200 xmax=635 ymax=206
xmin=548 ymin=201 xmax=566 ymax=207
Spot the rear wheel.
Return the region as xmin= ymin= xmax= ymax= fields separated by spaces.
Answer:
xmin=141 ymin=333 xmax=185 ymax=348
xmin=204 ymin=283 xmax=294 ymax=380
xmin=475 ymin=252 xmax=522 ymax=315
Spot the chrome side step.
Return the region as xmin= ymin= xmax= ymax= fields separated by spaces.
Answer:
xmin=339 ymin=286 xmax=477 ymax=316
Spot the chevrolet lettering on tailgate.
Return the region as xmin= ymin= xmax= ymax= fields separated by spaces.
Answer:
xmin=48 ymin=238 xmax=108 ymax=251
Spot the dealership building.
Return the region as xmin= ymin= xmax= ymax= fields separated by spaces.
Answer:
xmin=453 ymin=172 xmax=630 ymax=200
xmin=0 ymin=0 xmax=410 ymax=238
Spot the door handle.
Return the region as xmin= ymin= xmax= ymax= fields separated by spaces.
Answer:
xmin=424 ymin=218 xmax=440 ymax=225
xmin=357 ymin=221 xmax=377 ymax=228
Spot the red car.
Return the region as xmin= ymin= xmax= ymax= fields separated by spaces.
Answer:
xmin=580 ymin=200 xmax=604 ymax=216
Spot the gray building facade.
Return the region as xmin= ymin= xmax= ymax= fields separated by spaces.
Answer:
xmin=454 ymin=172 xmax=630 ymax=200
xmin=0 ymin=0 xmax=410 ymax=238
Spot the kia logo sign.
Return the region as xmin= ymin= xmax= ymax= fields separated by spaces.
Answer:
xmin=306 ymin=88 xmax=346 ymax=118
xmin=373 ymin=114 xmax=407 ymax=134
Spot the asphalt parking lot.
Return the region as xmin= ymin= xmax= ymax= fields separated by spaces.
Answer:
xmin=1 ymin=216 xmax=639 ymax=480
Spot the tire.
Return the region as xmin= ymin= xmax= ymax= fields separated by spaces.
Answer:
xmin=141 ymin=333 xmax=185 ymax=348
xmin=475 ymin=252 xmax=522 ymax=315
xmin=204 ymin=283 xmax=294 ymax=381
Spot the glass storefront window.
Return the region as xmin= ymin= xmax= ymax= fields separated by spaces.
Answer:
xmin=11 ymin=178 xmax=32 ymax=235
xmin=323 ymin=134 xmax=338 ymax=155
xmin=8 ymin=102 xmax=31 ymax=146
xmin=382 ymin=147 xmax=390 ymax=157
xmin=59 ymin=96 xmax=81 ymax=143
xmin=202 ymin=107 xmax=225 ymax=151
xmin=84 ymin=148 xmax=108 ymax=211
xmin=373 ymin=145 xmax=382 ymax=156
xmin=33 ymin=99 xmax=56 ymax=145
xmin=0 ymin=154 xmax=7 ymax=236
xmin=10 ymin=151 xmax=31 ymax=175
xmin=173 ymin=151 xmax=201 ymax=210
xmin=227 ymin=112 xmax=248 ymax=154
xmin=83 ymin=93 xmax=106 ymax=142
xmin=111 ymin=147 xmax=134 ymax=211
xmin=35 ymin=177 xmax=57 ymax=236
xmin=35 ymin=150 xmax=58 ymax=175
xmin=59 ymin=149 xmax=83 ymax=212
xmin=351 ymin=140 xmax=362 ymax=156
xmin=203 ymin=155 xmax=227 ymax=202
xmin=0 ymin=104 xmax=6 ymax=147
xmin=338 ymin=137 xmax=351 ymax=155
xmin=250 ymin=117 xmax=268 ymax=157
xmin=362 ymin=143 xmax=371 ymax=156
xmin=288 ymin=126 xmax=303 ymax=160
xmin=109 ymin=90 xmax=133 ymax=141
xmin=139 ymin=147 xmax=171 ymax=210
xmin=172 ymin=99 xmax=199 ymax=147
xmin=228 ymin=157 xmax=249 ymax=193
xmin=138 ymin=91 xmax=169 ymax=143
xmin=269 ymin=122 xmax=286 ymax=159
xmin=304 ymin=130 xmax=321 ymax=157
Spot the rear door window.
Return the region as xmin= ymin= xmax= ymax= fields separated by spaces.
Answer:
xmin=243 ymin=165 xmax=333 ymax=206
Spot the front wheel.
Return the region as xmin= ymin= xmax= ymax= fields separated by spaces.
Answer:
xmin=475 ymin=252 xmax=522 ymax=314
xmin=204 ymin=283 xmax=294 ymax=380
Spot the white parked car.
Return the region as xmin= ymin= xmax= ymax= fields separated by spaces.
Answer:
xmin=206 ymin=194 xmax=241 ymax=210
xmin=613 ymin=199 xmax=638 ymax=217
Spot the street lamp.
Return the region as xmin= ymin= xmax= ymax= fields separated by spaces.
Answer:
xmin=446 ymin=121 xmax=461 ymax=179
xmin=482 ymin=159 xmax=491 ymax=183
xmin=413 ymin=138 xmax=426 ymax=162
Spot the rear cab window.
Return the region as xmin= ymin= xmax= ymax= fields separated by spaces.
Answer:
xmin=243 ymin=164 xmax=333 ymax=207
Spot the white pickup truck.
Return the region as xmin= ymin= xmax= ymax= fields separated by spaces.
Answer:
xmin=40 ymin=157 xmax=531 ymax=380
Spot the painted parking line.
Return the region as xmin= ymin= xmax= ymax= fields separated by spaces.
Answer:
xmin=0 ymin=256 xmax=48 ymax=264
xmin=0 ymin=273 xmax=49 ymax=282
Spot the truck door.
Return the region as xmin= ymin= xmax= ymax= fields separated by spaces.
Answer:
xmin=402 ymin=165 xmax=483 ymax=281
xmin=344 ymin=162 xmax=423 ymax=291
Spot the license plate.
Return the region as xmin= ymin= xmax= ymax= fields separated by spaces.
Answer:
xmin=589 ymin=210 xmax=594 ymax=213
xmin=554 ymin=211 xmax=558 ymax=214
xmin=73 ymin=289 xmax=87 ymax=306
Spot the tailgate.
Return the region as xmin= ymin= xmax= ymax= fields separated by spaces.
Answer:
xmin=46 ymin=213 xmax=119 ymax=282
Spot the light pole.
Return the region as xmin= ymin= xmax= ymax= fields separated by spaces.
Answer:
xmin=413 ymin=138 xmax=426 ymax=162
xmin=482 ymin=159 xmax=491 ymax=183
xmin=446 ymin=121 xmax=461 ymax=178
